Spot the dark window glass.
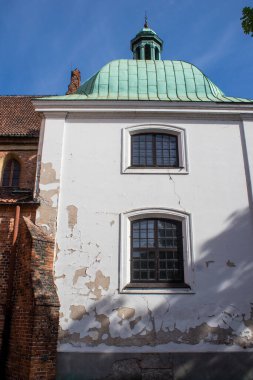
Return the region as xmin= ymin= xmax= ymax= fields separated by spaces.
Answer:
xmin=131 ymin=133 xmax=179 ymax=167
xmin=144 ymin=44 xmax=151 ymax=60
xmin=136 ymin=47 xmax=140 ymax=59
xmin=131 ymin=218 xmax=184 ymax=284
xmin=2 ymin=159 xmax=20 ymax=187
xmin=155 ymin=47 xmax=159 ymax=60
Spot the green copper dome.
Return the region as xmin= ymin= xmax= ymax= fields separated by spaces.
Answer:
xmin=135 ymin=27 xmax=158 ymax=37
xmin=48 ymin=59 xmax=252 ymax=102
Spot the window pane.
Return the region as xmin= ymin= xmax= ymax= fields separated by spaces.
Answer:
xmin=141 ymin=271 xmax=148 ymax=279
xmin=140 ymin=220 xmax=147 ymax=229
xmin=131 ymin=134 xmax=154 ymax=166
xmin=132 ymin=133 xmax=178 ymax=168
xmin=2 ymin=160 xmax=12 ymax=186
xmin=149 ymin=271 xmax=155 ymax=279
xmin=147 ymin=239 xmax=155 ymax=247
xmin=155 ymin=134 xmax=178 ymax=167
xmin=133 ymin=239 xmax=139 ymax=248
xmin=140 ymin=239 xmax=147 ymax=247
xmin=148 ymin=220 xmax=154 ymax=228
xmin=148 ymin=251 xmax=155 ymax=259
xmin=2 ymin=159 xmax=20 ymax=187
xmin=140 ymin=231 xmax=147 ymax=238
xmin=131 ymin=218 xmax=184 ymax=284
xmin=141 ymin=261 xmax=147 ymax=269
xmin=133 ymin=222 xmax=140 ymax=230
xmin=133 ymin=231 xmax=139 ymax=238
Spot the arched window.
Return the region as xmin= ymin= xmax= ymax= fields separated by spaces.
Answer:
xmin=155 ymin=47 xmax=159 ymax=60
xmin=131 ymin=133 xmax=179 ymax=167
xmin=131 ymin=218 xmax=184 ymax=285
xmin=135 ymin=46 xmax=140 ymax=59
xmin=120 ymin=208 xmax=193 ymax=293
xmin=144 ymin=44 xmax=151 ymax=60
xmin=2 ymin=158 xmax=20 ymax=187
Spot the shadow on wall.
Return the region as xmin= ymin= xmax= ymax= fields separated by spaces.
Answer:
xmin=56 ymin=207 xmax=253 ymax=379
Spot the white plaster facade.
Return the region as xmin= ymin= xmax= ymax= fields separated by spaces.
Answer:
xmin=33 ymin=100 xmax=253 ymax=353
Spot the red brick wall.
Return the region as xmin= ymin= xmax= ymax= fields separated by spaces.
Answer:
xmin=5 ymin=217 xmax=59 ymax=380
xmin=0 ymin=205 xmax=14 ymax=353
xmin=0 ymin=205 xmax=37 ymax=366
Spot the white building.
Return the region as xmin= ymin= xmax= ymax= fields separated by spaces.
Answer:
xmin=34 ymin=24 xmax=253 ymax=379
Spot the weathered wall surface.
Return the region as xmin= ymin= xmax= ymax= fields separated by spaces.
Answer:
xmin=38 ymin=112 xmax=253 ymax=355
xmin=5 ymin=216 xmax=59 ymax=379
xmin=36 ymin=116 xmax=65 ymax=236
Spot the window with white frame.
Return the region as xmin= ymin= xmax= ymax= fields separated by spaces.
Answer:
xmin=120 ymin=208 xmax=194 ymax=294
xmin=122 ymin=124 xmax=188 ymax=174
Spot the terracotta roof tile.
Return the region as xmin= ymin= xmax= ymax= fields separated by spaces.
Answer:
xmin=0 ymin=96 xmax=43 ymax=137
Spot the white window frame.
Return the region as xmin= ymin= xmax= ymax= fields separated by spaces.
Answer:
xmin=119 ymin=208 xmax=194 ymax=294
xmin=121 ymin=124 xmax=189 ymax=174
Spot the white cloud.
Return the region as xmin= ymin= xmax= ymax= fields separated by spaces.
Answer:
xmin=193 ymin=22 xmax=238 ymax=69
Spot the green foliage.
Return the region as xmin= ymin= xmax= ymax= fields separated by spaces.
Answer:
xmin=241 ymin=7 xmax=253 ymax=36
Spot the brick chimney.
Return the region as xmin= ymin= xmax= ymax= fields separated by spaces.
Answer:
xmin=66 ymin=68 xmax=81 ymax=95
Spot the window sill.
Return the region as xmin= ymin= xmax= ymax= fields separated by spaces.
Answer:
xmin=123 ymin=167 xmax=189 ymax=175
xmin=121 ymin=282 xmax=194 ymax=294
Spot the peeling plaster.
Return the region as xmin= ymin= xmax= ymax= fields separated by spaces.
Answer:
xmin=70 ymin=305 xmax=87 ymax=321
xmin=40 ymin=162 xmax=59 ymax=185
xmin=73 ymin=268 xmax=87 ymax=285
xmin=36 ymin=162 xmax=61 ymax=235
xmin=85 ymin=271 xmax=110 ymax=300
xmin=117 ymin=308 xmax=135 ymax=320
xmin=59 ymin=305 xmax=253 ymax=349
xmin=37 ymin=188 xmax=59 ymax=234
xmin=67 ymin=205 xmax=78 ymax=231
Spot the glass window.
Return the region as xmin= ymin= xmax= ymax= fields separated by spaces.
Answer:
xmin=2 ymin=159 xmax=20 ymax=187
xmin=144 ymin=44 xmax=151 ymax=60
xmin=131 ymin=218 xmax=184 ymax=284
xmin=131 ymin=133 xmax=179 ymax=167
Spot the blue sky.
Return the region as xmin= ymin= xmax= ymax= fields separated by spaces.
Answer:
xmin=0 ymin=0 xmax=252 ymax=99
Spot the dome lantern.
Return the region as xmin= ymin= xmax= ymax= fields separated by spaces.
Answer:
xmin=130 ymin=18 xmax=163 ymax=60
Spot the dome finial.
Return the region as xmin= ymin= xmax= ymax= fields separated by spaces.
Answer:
xmin=144 ymin=12 xmax=148 ymax=28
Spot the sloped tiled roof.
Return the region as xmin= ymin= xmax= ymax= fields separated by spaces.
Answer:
xmin=42 ymin=60 xmax=253 ymax=103
xmin=0 ymin=96 xmax=42 ymax=136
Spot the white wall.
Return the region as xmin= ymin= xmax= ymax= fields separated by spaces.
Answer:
xmin=38 ymin=111 xmax=253 ymax=352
